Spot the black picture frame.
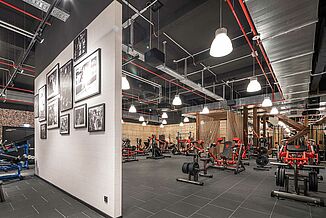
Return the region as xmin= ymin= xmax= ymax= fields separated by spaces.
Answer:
xmin=74 ymin=104 xmax=87 ymax=128
xmin=73 ymin=29 xmax=87 ymax=61
xmin=60 ymin=59 xmax=73 ymax=112
xmin=60 ymin=114 xmax=70 ymax=135
xmin=47 ymin=97 xmax=60 ymax=129
xmin=40 ymin=124 xmax=47 ymax=139
xmin=38 ymin=85 xmax=47 ymax=122
xmin=88 ymin=103 xmax=105 ymax=132
xmin=74 ymin=48 xmax=101 ymax=103
xmin=34 ymin=94 xmax=39 ymax=118
xmin=46 ymin=64 xmax=60 ymax=100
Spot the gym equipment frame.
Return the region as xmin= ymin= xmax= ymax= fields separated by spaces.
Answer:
xmin=271 ymin=139 xmax=325 ymax=206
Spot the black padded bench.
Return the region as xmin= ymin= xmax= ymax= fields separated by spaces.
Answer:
xmin=287 ymin=144 xmax=307 ymax=152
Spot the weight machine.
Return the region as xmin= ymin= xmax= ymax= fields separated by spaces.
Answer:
xmin=208 ymin=137 xmax=246 ymax=174
xmin=146 ymin=135 xmax=171 ymax=160
xmin=271 ymin=139 xmax=325 ymax=206
xmin=177 ymin=143 xmax=212 ymax=186
xmin=0 ymin=135 xmax=34 ymax=181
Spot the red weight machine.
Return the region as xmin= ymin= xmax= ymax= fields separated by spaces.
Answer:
xmin=271 ymin=139 xmax=325 ymax=206
xmin=207 ymin=137 xmax=246 ymax=174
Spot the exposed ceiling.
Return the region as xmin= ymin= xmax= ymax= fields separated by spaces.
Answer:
xmin=0 ymin=0 xmax=325 ymax=121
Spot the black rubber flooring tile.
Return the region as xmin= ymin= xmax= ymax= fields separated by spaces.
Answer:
xmin=230 ymin=207 xmax=270 ymax=218
xmin=195 ymin=204 xmax=234 ymax=218
xmin=149 ymin=209 xmax=185 ymax=218
xmin=138 ymin=198 xmax=169 ymax=213
xmin=123 ymin=206 xmax=153 ymax=218
xmin=241 ymin=194 xmax=277 ymax=214
xmin=166 ymin=201 xmax=201 ymax=217
xmin=182 ymin=195 xmax=211 ymax=207
xmin=270 ymin=200 xmax=311 ymax=218
xmin=210 ymin=197 xmax=242 ymax=211
xmin=130 ymin=190 xmax=158 ymax=202
xmin=153 ymin=193 xmax=184 ymax=205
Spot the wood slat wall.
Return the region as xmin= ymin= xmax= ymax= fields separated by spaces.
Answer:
xmin=122 ymin=122 xmax=196 ymax=145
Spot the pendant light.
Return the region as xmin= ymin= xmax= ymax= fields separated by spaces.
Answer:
xmin=122 ymin=75 xmax=130 ymax=90
xmin=142 ymin=121 xmax=147 ymax=126
xmin=139 ymin=115 xmax=145 ymax=122
xmin=200 ymin=106 xmax=210 ymax=114
xmin=172 ymin=94 xmax=182 ymax=106
xmin=183 ymin=117 xmax=190 ymax=123
xmin=261 ymin=97 xmax=272 ymax=107
xmin=129 ymin=104 xmax=136 ymax=113
xmin=209 ymin=0 xmax=233 ymax=57
xmin=270 ymin=107 xmax=279 ymax=115
xmin=162 ymin=112 xmax=168 ymax=119
xmin=160 ymin=124 xmax=164 ymax=128
xmin=247 ymin=48 xmax=261 ymax=93
xmin=162 ymin=119 xmax=167 ymax=125
xmin=179 ymin=122 xmax=184 ymax=127
xmin=200 ymin=120 xmax=205 ymax=125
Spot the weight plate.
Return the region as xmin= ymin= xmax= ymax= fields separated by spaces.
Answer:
xmin=276 ymin=168 xmax=280 ymax=186
xmin=188 ymin=163 xmax=194 ymax=175
xmin=309 ymin=172 xmax=318 ymax=192
xmin=182 ymin=163 xmax=189 ymax=174
xmin=279 ymin=168 xmax=285 ymax=187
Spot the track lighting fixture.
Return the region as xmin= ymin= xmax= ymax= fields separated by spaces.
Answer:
xmin=183 ymin=117 xmax=189 ymax=123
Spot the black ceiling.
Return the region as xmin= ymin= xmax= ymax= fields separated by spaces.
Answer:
xmin=0 ymin=0 xmax=324 ymax=113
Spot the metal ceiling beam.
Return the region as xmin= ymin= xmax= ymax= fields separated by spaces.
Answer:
xmin=0 ymin=0 xmax=60 ymax=98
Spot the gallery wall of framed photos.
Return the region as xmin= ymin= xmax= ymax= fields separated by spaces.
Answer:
xmin=33 ymin=2 xmax=122 ymax=217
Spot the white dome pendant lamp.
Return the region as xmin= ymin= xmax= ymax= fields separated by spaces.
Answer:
xmin=209 ymin=0 xmax=233 ymax=57
xmin=247 ymin=51 xmax=261 ymax=93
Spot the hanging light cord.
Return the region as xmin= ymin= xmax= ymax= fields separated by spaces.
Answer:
xmin=220 ymin=0 xmax=222 ymax=28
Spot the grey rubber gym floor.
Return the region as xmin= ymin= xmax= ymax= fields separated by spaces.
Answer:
xmin=1 ymin=156 xmax=326 ymax=217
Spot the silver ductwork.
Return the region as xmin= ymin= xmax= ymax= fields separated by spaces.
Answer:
xmin=246 ymin=0 xmax=318 ymax=102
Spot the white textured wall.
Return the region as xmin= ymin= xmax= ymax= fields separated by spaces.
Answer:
xmin=34 ymin=1 xmax=122 ymax=217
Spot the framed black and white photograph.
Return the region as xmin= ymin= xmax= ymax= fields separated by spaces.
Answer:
xmin=60 ymin=60 xmax=73 ymax=112
xmin=34 ymin=94 xmax=39 ymax=118
xmin=74 ymin=104 xmax=87 ymax=128
xmin=74 ymin=29 xmax=87 ymax=61
xmin=60 ymin=114 xmax=70 ymax=135
xmin=47 ymin=64 xmax=60 ymax=100
xmin=47 ymin=97 xmax=59 ymax=129
xmin=74 ymin=49 xmax=101 ymax=102
xmin=40 ymin=124 xmax=47 ymax=139
xmin=88 ymin=103 xmax=105 ymax=132
xmin=38 ymin=85 xmax=46 ymax=122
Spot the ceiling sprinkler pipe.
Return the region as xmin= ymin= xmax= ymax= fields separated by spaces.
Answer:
xmin=226 ymin=0 xmax=275 ymax=100
xmin=237 ymin=0 xmax=284 ymax=101
xmin=122 ymin=57 xmax=213 ymax=101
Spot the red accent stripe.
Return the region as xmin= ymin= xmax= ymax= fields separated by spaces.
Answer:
xmin=0 ymin=0 xmax=51 ymax=26
xmin=0 ymin=60 xmax=35 ymax=74
xmin=0 ymin=97 xmax=33 ymax=105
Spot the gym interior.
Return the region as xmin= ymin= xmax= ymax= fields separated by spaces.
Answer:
xmin=0 ymin=0 xmax=326 ymax=217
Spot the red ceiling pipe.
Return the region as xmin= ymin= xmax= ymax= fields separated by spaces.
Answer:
xmin=237 ymin=0 xmax=284 ymax=101
xmin=0 ymin=0 xmax=51 ymax=26
xmin=0 ymin=84 xmax=34 ymax=93
xmin=0 ymin=97 xmax=33 ymax=105
xmin=0 ymin=60 xmax=35 ymax=74
xmin=123 ymin=58 xmax=214 ymax=101
xmin=226 ymin=0 xmax=276 ymax=99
